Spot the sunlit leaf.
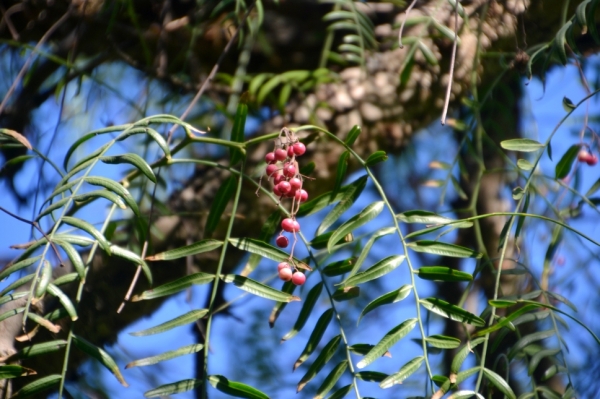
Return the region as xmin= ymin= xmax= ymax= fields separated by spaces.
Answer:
xmin=379 ymin=356 xmax=424 ymax=388
xmin=425 ymin=335 xmax=461 ymax=349
xmin=132 ymin=273 xmax=215 ymax=301
xmin=146 ymin=239 xmax=223 ymax=261
xmin=46 ymin=284 xmax=77 ymax=321
xmin=109 ymin=245 xmax=152 ymax=285
xmin=100 ymin=153 xmax=157 ymax=183
xmin=228 ymin=238 xmax=310 ymax=270
xmin=129 ymin=309 xmax=209 ymax=337
xmin=482 ymin=368 xmax=516 ymax=399
xmin=356 ymin=318 xmax=417 ymax=369
xmin=345 ymin=125 xmax=361 ymax=146
xmin=342 ymin=255 xmax=404 ymax=287
xmin=416 ymin=266 xmax=472 ymax=282
xmin=408 ymin=241 xmax=481 ymax=258
xmin=420 ymin=298 xmax=485 ymax=326
xmin=500 ymin=139 xmax=544 ymax=152
xmin=358 ymin=285 xmax=412 ymax=324
xmin=317 ymin=175 xmax=368 ymax=235
xmin=84 ymin=176 xmax=140 ymax=216
xmin=328 ymin=201 xmax=384 ymax=253
xmin=365 ymin=150 xmax=388 ymax=166
xmin=145 ymin=379 xmax=203 ymax=397
xmin=314 ymin=360 xmax=348 ymax=399
xmin=221 ymin=274 xmax=300 ymax=302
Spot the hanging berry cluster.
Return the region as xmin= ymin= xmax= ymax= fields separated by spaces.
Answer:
xmin=260 ymin=127 xmax=310 ymax=285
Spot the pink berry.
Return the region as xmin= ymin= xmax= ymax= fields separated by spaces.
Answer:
xmin=292 ymin=271 xmax=306 ymax=286
xmin=587 ymin=155 xmax=598 ymax=165
xmin=265 ymin=152 xmax=276 ymax=164
xmin=281 ymin=218 xmax=300 ymax=233
xmin=277 ymin=181 xmax=291 ymax=194
xmin=276 ymin=236 xmax=289 ymax=248
xmin=287 ymin=146 xmax=295 ymax=157
xmin=289 ymin=177 xmax=302 ymax=190
xmin=293 ymin=142 xmax=306 ymax=156
xmin=285 ymin=188 xmax=297 ymax=198
xmin=273 ymin=173 xmax=285 ymax=185
xmin=279 ymin=267 xmax=293 ymax=281
xmin=274 ymin=148 xmax=287 ymax=161
xmin=273 ymin=185 xmax=283 ymax=197
xmin=283 ymin=163 xmax=296 ymax=178
xmin=266 ymin=164 xmax=278 ymax=177
xmin=294 ymin=189 xmax=308 ymax=202
xmin=278 ymin=261 xmax=291 ymax=271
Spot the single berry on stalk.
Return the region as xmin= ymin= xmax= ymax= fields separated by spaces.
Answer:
xmin=289 ymin=177 xmax=302 ymax=190
xmin=266 ymin=164 xmax=278 ymax=177
xmin=294 ymin=189 xmax=308 ymax=202
xmin=276 ymin=236 xmax=289 ymax=248
xmin=282 ymin=218 xmax=300 ymax=233
xmin=293 ymin=142 xmax=306 ymax=156
xmin=283 ymin=163 xmax=296 ymax=178
xmin=278 ymin=262 xmax=291 ymax=271
xmin=277 ymin=181 xmax=292 ymax=194
xmin=287 ymin=146 xmax=295 ymax=157
xmin=279 ymin=267 xmax=293 ymax=281
xmin=265 ymin=152 xmax=276 ymax=164
xmin=291 ymin=271 xmax=306 ymax=286
xmin=274 ymin=148 xmax=287 ymax=161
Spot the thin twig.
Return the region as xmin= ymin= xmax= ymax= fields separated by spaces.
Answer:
xmin=0 ymin=6 xmax=72 ymax=115
xmin=398 ymin=0 xmax=418 ymax=49
xmin=441 ymin=2 xmax=459 ymax=125
xmin=0 ymin=206 xmax=65 ymax=266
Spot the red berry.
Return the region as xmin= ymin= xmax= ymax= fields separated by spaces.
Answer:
xmin=293 ymin=142 xmax=306 ymax=156
xmin=273 ymin=185 xmax=283 ymax=197
xmin=277 ymin=181 xmax=291 ymax=194
xmin=287 ymin=146 xmax=295 ymax=157
xmin=587 ymin=155 xmax=598 ymax=165
xmin=279 ymin=267 xmax=293 ymax=281
xmin=283 ymin=163 xmax=296 ymax=178
xmin=274 ymin=148 xmax=287 ymax=161
xmin=265 ymin=152 xmax=276 ymax=164
xmin=289 ymin=177 xmax=302 ymax=190
xmin=273 ymin=173 xmax=285 ymax=185
xmin=278 ymin=261 xmax=291 ymax=271
xmin=281 ymin=218 xmax=300 ymax=233
xmin=276 ymin=236 xmax=289 ymax=248
xmin=294 ymin=189 xmax=308 ymax=202
xmin=266 ymin=164 xmax=278 ymax=177
xmin=292 ymin=271 xmax=306 ymax=285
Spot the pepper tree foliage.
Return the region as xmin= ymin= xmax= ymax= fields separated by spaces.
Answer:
xmin=0 ymin=0 xmax=600 ymax=398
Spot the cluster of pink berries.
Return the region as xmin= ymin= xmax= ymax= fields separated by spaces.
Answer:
xmin=578 ymin=149 xmax=598 ymax=166
xmin=261 ymin=127 xmax=311 ymax=285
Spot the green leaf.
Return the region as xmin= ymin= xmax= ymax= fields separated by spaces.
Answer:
xmin=230 ymin=96 xmax=248 ymax=165
xmin=297 ymin=175 xmax=367 ymax=217
xmin=328 ymin=201 xmax=384 ymax=253
xmin=322 ymin=257 xmax=356 ymax=276
xmin=500 ymin=139 xmax=544 ymax=152
xmin=10 ymin=374 xmax=62 ymax=399
xmin=407 ymin=240 xmax=481 ymax=258
xmin=554 ymin=21 xmax=571 ymax=65
xmin=228 ymin=238 xmax=310 ymax=271
xmin=379 ymin=356 xmax=424 ymax=388
xmin=508 ymin=329 xmax=556 ymax=360
xmin=365 ymin=150 xmax=388 ymax=166
xmin=474 ymin=304 xmax=539 ymax=337
xmin=132 ymin=272 xmax=215 ymax=301
xmin=555 ymin=144 xmax=579 ymax=179
xmin=0 ymin=275 xmax=35 ymax=296
xmin=447 ymin=391 xmax=485 ymax=399
xmin=72 ymin=334 xmax=128 ymax=387
xmin=348 ymin=344 xmax=391 ymax=358
xmin=309 ymin=231 xmax=352 ymax=250
xmin=146 ymin=239 xmax=223 ymax=261
xmin=293 ymin=307 xmax=334 ymax=369
xmin=242 ymin=211 xmax=282 ymax=276
xmin=0 ymin=365 xmax=36 ymax=379
xmin=416 ymin=266 xmax=473 ymax=282
xmin=61 ymin=216 xmax=111 ymax=254
xmin=325 ymin=384 xmax=353 ymax=399
xmin=84 ymin=176 xmax=140 ymax=216
xmin=129 ymin=309 xmax=209 ymax=337
xmin=420 ymin=298 xmax=485 ymax=326
xmin=314 ymin=360 xmax=348 ymax=399
xmin=205 ymin=176 xmax=237 ymax=236
xmin=0 ymin=255 xmax=42 ymax=281
xmin=517 ymin=159 xmax=534 ymax=171
xmin=320 ymin=150 xmax=350 ymax=233
xmin=418 ymin=41 xmax=438 ymax=65
xmin=100 ymin=153 xmax=157 ymax=183
xmin=35 ymin=260 xmax=52 ymax=298
xmin=425 ymin=335 xmax=461 ymax=349
xmin=358 ymin=285 xmax=412 ymax=324
xmin=345 ymin=125 xmax=361 ymax=146
xmin=46 ymin=284 xmax=78 ymax=321
xmin=317 ymin=175 xmax=368 ymax=235
xmin=332 ymin=286 xmax=360 ymax=302
xmin=297 ymin=335 xmax=341 ymax=392
xmin=268 ymin=281 xmax=297 ymax=328
xmin=208 ymin=375 xmax=268 ymax=399
xmin=342 ymin=255 xmax=404 ymax=287
xmin=53 ymin=239 xmax=85 ymax=278
xmin=145 ymin=379 xmax=203 ymax=397
xmin=72 ymin=189 xmax=127 ymax=209
xmin=355 ymin=371 xmax=389 ymax=382
xmin=109 ymin=245 xmax=152 ymax=285
xmin=528 ymin=348 xmax=560 ymax=376
xmin=281 ymin=282 xmax=323 ymax=342
xmin=126 ymin=343 xmax=205 ymax=369
xmin=356 ymin=318 xmax=417 ymax=369
xmin=6 ymin=340 xmax=68 ymax=361
xmin=482 ymin=368 xmax=516 ymax=399
xmin=398 ymin=210 xmax=462 ymax=226
xmin=221 ymin=274 xmax=300 ymax=302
